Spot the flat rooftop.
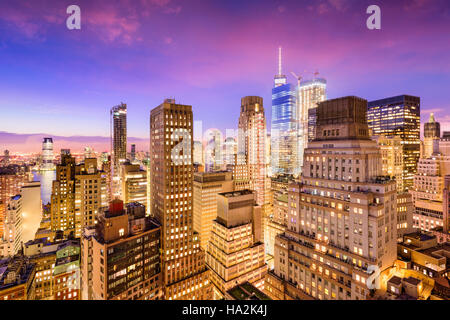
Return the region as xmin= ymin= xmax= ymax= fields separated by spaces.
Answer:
xmin=227 ymin=282 xmax=270 ymax=300
xmin=219 ymin=189 xmax=254 ymax=198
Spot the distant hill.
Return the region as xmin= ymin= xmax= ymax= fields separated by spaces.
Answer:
xmin=0 ymin=131 xmax=149 ymax=153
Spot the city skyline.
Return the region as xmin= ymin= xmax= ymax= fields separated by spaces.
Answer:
xmin=1 ymin=0 xmax=450 ymax=142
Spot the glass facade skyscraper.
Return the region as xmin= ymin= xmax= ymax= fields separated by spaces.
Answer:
xmin=367 ymin=95 xmax=421 ymax=191
xmin=271 ymin=47 xmax=298 ymax=175
xmin=296 ymin=78 xmax=327 ymax=175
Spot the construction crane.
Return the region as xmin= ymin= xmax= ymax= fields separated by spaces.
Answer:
xmin=290 ymin=72 xmax=302 ymax=86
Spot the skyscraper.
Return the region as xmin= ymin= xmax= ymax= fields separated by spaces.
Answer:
xmin=296 ymin=77 xmax=327 ymax=174
xmin=81 ymin=201 xmax=161 ymax=300
xmin=150 ymin=99 xmax=212 ymax=300
xmin=1 ymin=195 xmax=23 ymax=256
xmin=111 ymin=103 xmax=127 ymax=167
xmin=204 ymin=128 xmax=223 ymax=172
xmin=19 ymin=182 xmax=42 ymax=244
xmin=238 ymin=96 xmax=267 ymax=207
xmin=41 ymin=138 xmax=55 ymax=171
xmin=423 ymin=113 xmax=440 ymax=158
xmin=265 ymin=96 xmax=398 ymax=300
xmin=130 ymin=144 xmax=136 ymax=162
xmin=367 ymin=95 xmax=421 ymax=191
xmin=111 ymin=103 xmax=127 ymax=198
xmin=0 ymin=166 xmax=29 ymax=240
xmin=120 ymin=162 xmax=147 ymax=207
xmin=193 ymin=171 xmax=233 ymax=250
xmin=205 ymin=190 xmax=267 ymax=299
xmin=50 ymin=152 xmax=76 ymax=236
xmin=271 ymin=47 xmax=298 ymax=175
xmin=223 ymin=137 xmax=237 ymax=168
xmin=74 ymin=158 xmax=107 ymax=238
xmin=2 ymin=150 xmax=10 ymax=166
xmin=372 ymin=135 xmax=404 ymax=192
xmin=193 ymin=140 xmax=204 ymax=166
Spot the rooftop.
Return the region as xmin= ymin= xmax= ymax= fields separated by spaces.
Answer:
xmin=227 ymin=282 xmax=270 ymax=300
xmin=405 ymin=231 xmax=436 ymax=242
xmin=219 ymin=189 xmax=254 ymax=198
xmin=388 ymin=276 xmax=402 ymax=286
xmin=0 ymin=257 xmax=35 ymax=290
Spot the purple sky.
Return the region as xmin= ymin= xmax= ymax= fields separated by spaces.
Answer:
xmin=0 ymin=0 xmax=449 ymax=141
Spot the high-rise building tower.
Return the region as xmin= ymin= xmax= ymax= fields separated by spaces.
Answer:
xmin=372 ymin=135 xmax=404 ymax=192
xmin=0 ymin=195 xmax=23 ymax=256
xmin=2 ymin=150 xmax=10 ymax=166
xmin=41 ymin=138 xmax=55 ymax=171
xmin=271 ymin=47 xmax=298 ymax=175
xmin=74 ymin=158 xmax=107 ymax=238
xmin=238 ymin=96 xmax=267 ymax=207
xmin=150 ymin=99 xmax=212 ymax=300
xmin=0 ymin=166 xmax=29 ymax=240
xmin=423 ymin=113 xmax=440 ymax=158
xmin=204 ymin=128 xmax=223 ymax=172
xmin=50 ymin=152 xmax=76 ymax=236
xmin=206 ymin=190 xmax=267 ymax=299
xmin=20 ymin=182 xmax=42 ymax=244
xmin=111 ymin=103 xmax=127 ymax=167
xmin=111 ymin=103 xmax=127 ymax=198
xmin=367 ymin=95 xmax=421 ymax=191
xmin=81 ymin=201 xmax=162 ymax=300
xmin=193 ymin=141 xmax=204 ymax=166
xmin=296 ymin=77 xmax=327 ymax=174
xmin=130 ymin=144 xmax=136 ymax=162
xmin=223 ymin=137 xmax=237 ymax=168
xmin=265 ymin=96 xmax=398 ymax=300
xmin=193 ymin=171 xmax=233 ymax=250
xmin=120 ymin=162 xmax=147 ymax=207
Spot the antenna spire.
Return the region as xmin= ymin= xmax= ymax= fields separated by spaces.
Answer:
xmin=278 ymin=47 xmax=282 ymax=76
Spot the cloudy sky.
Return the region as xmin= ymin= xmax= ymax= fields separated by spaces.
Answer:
xmin=0 ymin=0 xmax=449 ymax=141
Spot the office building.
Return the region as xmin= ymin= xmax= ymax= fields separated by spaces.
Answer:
xmin=130 ymin=144 xmax=136 ymax=162
xmin=51 ymin=154 xmax=107 ymax=238
xmin=265 ymin=96 xmax=398 ymax=300
xmin=120 ymin=162 xmax=147 ymax=207
xmin=111 ymin=103 xmax=127 ymax=199
xmin=2 ymin=150 xmax=10 ymax=166
xmin=295 ymin=77 xmax=327 ymax=174
xmin=0 ymin=166 xmax=30 ymax=240
xmin=423 ymin=113 xmax=441 ymax=158
xmin=264 ymin=174 xmax=293 ymax=260
xmin=193 ymin=171 xmax=233 ymax=250
xmin=373 ymin=135 xmax=404 ymax=193
xmin=193 ymin=140 xmax=204 ymax=166
xmin=53 ymin=240 xmax=80 ymax=300
xmin=204 ymin=129 xmax=223 ymax=172
xmin=206 ymin=190 xmax=267 ymax=298
xmin=17 ymin=182 xmax=41 ymax=244
xmin=50 ymin=152 xmax=76 ymax=236
xmin=271 ymin=47 xmax=298 ymax=175
xmin=223 ymin=137 xmax=237 ymax=168
xmin=0 ymin=256 xmax=35 ymax=300
xmin=237 ymin=96 xmax=267 ymax=207
xmin=368 ymin=95 xmax=421 ymax=191
xmin=396 ymin=192 xmax=414 ymax=240
xmin=150 ymin=99 xmax=213 ymax=300
xmin=111 ymin=103 xmax=127 ymax=168
xmin=0 ymin=195 xmax=23 ymax=256
xmin=41 ymin=138 xmax=55 ymax=171
xmin=74 ymin=158 xmax=107 ymax=238
xmin=81 ymin=200 xmax=162 ymax=300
